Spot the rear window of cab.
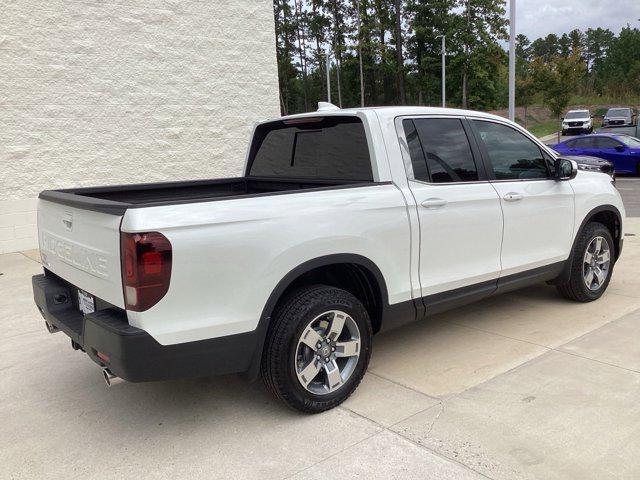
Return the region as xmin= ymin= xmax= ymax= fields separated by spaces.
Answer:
xmin=247 ymin=116 xmax=373 ymax=182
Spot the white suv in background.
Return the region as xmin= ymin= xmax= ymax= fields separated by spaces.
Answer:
xmin=562 ymin=110 xmax=593 ymax=135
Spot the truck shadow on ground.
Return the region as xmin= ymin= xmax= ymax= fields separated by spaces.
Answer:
xmin=73 ymin=284 xmax=563 ymax=429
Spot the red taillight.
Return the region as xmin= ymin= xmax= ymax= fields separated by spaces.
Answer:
xmin=120 ymin=232 xmax=172 ymax=312
xmin=96 ymin=351 xmax=110 ymax=363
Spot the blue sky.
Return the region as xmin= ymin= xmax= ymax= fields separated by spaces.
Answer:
xmin=516 ymin=0 xmax=640 ymax=39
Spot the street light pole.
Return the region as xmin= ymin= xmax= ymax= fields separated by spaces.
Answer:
xmin=508 ymin=0 xmax=516 ymax=121
xmin=440 ymin=35 xmax=446 ymax=108
xmin=356 ymin=0 xmax=365 ymax=107
xmin=326 ymin=49 xmax=331 ymax=103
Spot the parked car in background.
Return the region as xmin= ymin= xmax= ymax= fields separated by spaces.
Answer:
xmin=602 ymin=107 xmax=636 ymax=127
xmin=597 ymin=125 xmax=639 ymax=139
xmin=557 ymin=155 xmax=615 ymax=179
xmin=561 ymin=109 xmax=593 ymax=135
xmin=553 ymin=133 xmax=640 ymax=175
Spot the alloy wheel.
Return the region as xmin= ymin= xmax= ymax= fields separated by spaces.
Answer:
xmin=583 ymin=236 xmax=611 ymax=291
xmin=294 ymin=310 xmax=361 ymax=395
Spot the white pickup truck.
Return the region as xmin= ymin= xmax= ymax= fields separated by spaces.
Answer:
xmin=33 ymin=105 xmax=625 ymax=413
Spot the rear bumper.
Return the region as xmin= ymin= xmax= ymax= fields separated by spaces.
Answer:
xmin=32 ymin=272 xmax=257 ymax=382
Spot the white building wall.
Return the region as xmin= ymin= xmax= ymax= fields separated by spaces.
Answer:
xmin=0 ymin=0 xmax=281 ymax=254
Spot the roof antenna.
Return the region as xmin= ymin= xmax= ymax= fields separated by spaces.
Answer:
xmin=317 ymin=102 xmax=340 ymax=112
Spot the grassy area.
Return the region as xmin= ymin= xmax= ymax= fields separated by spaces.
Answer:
xmin=527 ymin=119 xmax=560 ymax=138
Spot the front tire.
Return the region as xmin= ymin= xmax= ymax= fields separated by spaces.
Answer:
xmin=261 ymin=285 xmax=372 ymax=413
xmin=557 ymin=222 xmax=615 ymax=302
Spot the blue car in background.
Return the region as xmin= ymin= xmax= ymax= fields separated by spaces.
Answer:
xmin=553 ymin=134 xmax=640 ymax=175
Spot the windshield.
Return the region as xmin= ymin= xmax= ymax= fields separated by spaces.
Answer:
xmin=618 ymin=135 xmax=640 ymax=147
xmin=607 ymin=109 xmax=631 ymax=117
xmin=565 ymin=111 xmax=589 ymax=120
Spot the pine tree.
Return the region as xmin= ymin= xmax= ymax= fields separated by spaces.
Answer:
xmin=406 ymin=0 xmax=456 ymax=105
xmin=457 ymin=0 xmax=508 ymax=108
xmin=393 ymin=0 xmax=406 ymax=104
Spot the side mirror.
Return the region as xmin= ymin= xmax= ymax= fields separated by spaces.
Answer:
xmin=555 ymin=158 xmax=577 ymax=181
xmin=560 ymin=117 xmax=564 ymax=121
xmin=591 ymin=115 xmax=594 ymax=119
xmin=615 ymin=145 xmax=625 ymax=152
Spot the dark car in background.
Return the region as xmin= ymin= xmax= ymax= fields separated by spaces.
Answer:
xmin=557 ymin=155 xmax=615 ymax=179
xmin=553 ymin=134 xmax=640 ymax=175
xmin=596 ymin=125 xmax=639 ymax=139
xmin=602 ymin=107 xmax=636 ymax=127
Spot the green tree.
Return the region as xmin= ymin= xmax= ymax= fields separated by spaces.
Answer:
xmin=456 ymin=0 xmax=508 ymax=108
xmin=530 ymin=34 xmax=559 ymax=62
xmin=585 ymin=27 xmax=615 ymax=72
xmin=271 ymin=1 xmax=640 ymax=116
xmin=327 ymin=0 xmax=349 ymax=106
xmin=406 ymin=0 xmax=457 ymax=105
xmin=274 ymin=0 xmax=303 ymax=115
xmin=393 ymin=0 xmax=406 ymax=103
xmin=516 ymin=76 xmax=536 ymax=127
xmin=568 ymin=29 xmax=584 ymax=56
xmin=599 ymin=27 xmax=640 ymax=97
xmin=533 ymin=52 xmax=586 ymax=120
xmin=309 ymin=0 xmax=330 ymax=101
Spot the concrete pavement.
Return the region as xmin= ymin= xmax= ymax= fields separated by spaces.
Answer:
xmin=616 ymin=177 xmax=640 ymax=217
xmin=2 ymin=219 xmax=640 ymax=479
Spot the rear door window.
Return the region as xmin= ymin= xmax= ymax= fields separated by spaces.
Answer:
xmin=595 ymin=137 xmax=621 ymax=149
xmin=248 ymin=116 xmax=373 ymax=181
xmin=404 ymin=118 xmax=479 ymax=183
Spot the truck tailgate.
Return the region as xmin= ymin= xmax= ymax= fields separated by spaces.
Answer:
xmin=38 ymin=199 xmax=124 ymax=308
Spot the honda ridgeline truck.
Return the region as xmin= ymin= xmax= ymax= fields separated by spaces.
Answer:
xmin=33 ymin=104 xmax=625 ymax=413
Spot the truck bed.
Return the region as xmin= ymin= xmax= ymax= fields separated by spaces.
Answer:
xmin=39 ymin=176 xmax=369 ymax=215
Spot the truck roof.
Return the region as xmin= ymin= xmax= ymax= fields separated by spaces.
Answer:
xmin=272 ymin=104 xmax=513 ymax=126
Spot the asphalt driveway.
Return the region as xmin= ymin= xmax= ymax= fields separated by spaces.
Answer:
xmin=2 ymin=190 xmax=640 ymax=479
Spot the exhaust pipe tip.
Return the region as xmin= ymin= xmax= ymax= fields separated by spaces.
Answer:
xmin=102 ymin=368 xmax=124 ymax=387
xmin=45 ymin=321 xmax=59 ymax=334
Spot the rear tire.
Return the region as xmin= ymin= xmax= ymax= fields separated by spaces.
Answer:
xmin=557 ymin=222 xmax=615 ymax=302
xmin=261 ymin=285 xmax=372 ymax=413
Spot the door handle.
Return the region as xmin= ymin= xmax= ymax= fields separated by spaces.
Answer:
xmin=503 ymin=192 xmax=523 ymax=202
xmin=421 ymin=198 xmax=447 ymax=208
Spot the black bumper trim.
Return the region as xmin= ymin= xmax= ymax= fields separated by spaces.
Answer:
xmin=32 ymin=273 xmax=258 ymax=382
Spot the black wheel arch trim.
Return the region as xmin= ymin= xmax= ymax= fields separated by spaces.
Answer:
xmin=550 ymin=204 xmax=623 ymax=285
xmin=244 ymin=253 xmax=408 ymax=380
xmin=577 ymin=204 xmax=622 ymax=258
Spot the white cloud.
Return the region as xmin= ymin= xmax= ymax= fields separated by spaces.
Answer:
xmin=514 ymin=0 xmax=640 ymax=39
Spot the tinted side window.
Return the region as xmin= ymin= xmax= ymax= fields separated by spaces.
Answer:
xmin=412 ymin=118 xmax=479 ymax=183
xmin=249 ymin=117 xmax=373 ymax=181
xmin=402 ymin=119 xmax=430 ymax=181
xmin=573 ymin=137 xmax=597 ymax=149
xmin=595 ymin=137 xmax=621 ymax=149
xmin=473 ymin=121 xmax=549 ymax=180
